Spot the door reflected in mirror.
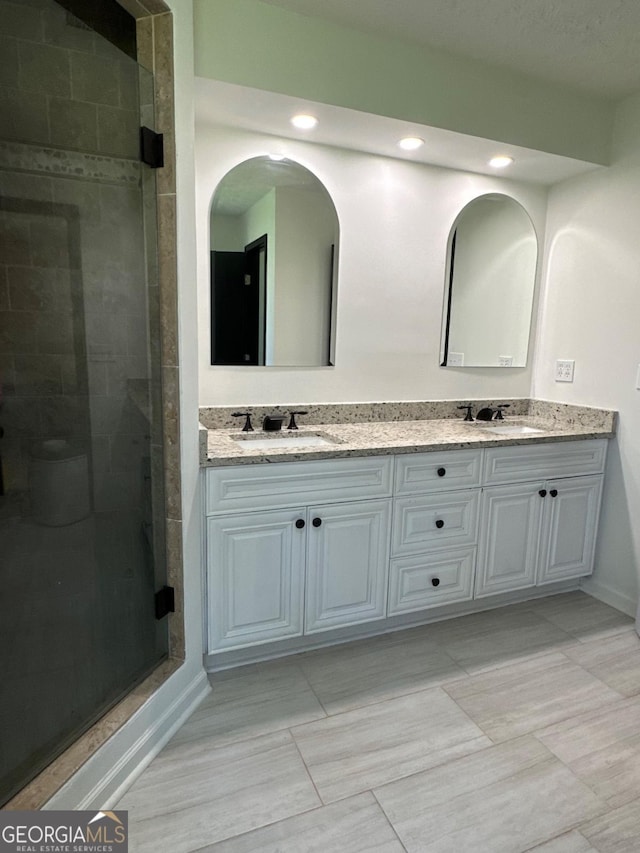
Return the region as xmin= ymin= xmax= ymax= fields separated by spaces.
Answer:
xmin=440 ymin=194 xmax=538 ymax=368
xmin=210 ymin=156 xmax=339 ymax=367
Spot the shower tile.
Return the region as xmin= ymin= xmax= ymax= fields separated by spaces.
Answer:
xmin=13 ymin=354 xmax=63 ymax=395
xmin=97 ymin=104 xmax=139 ymax=159
xmin=0 ymin=88 xmax=50 ymax=145
xmin=70 ymin=53 xmax=120 ymax=106
xmin=7 ymin=266 xmax=65 ymax=312
xmin=0 ymin=214 xmax=32 ymax=265
xmin=0 ymin=311 xmax=38 ymax=354
xmin=48 ymin=97 xmax=98 ymax=153
xmin=35 ymin=311 xmax=75 ymax=355
xmin=0 ymin=37 xmax=19 ymax=88
xmin=1 ymin=3 xmax=44 ymax=40
xmin=18 ymin=41 xmax=70 ymax=98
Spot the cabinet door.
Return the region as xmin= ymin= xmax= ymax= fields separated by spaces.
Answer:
xmin=305 ymin=499 xmax=391 ymax=633
xmin=537 ymin=475 xmax=603 ymax=585
xmin=206 ymin=508 xmax=306 ymax=652
xmin=475 ymin=483 xmax=544 ymax=597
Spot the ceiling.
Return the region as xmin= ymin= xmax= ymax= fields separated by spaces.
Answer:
xmin=196 ymin=78 xmax=602 ymax=186
xmin=258 ymin=0 xmax=640 ymax=101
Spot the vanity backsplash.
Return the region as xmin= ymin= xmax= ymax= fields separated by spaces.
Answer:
xmin=199 ymin=399 xmax=616 ymax=431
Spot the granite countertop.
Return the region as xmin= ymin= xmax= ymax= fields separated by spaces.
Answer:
xmin=201 ymin=405 xmax=616 ymax=468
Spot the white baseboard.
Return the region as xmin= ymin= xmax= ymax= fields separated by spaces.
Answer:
xmin=581 ymin=577 xmax=638 ymax=618
xmin=44 ymin=668 xmax=211 ymax=811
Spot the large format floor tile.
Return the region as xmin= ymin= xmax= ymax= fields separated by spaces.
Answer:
xmin=421 ymin=606 xmax=574 ymax=673
xmin=527 ymin=592 xmax=634 ymax=642
xmin=374 ymin=737 xmax=606 ymax=853
xmin=527 ymin=831 xmax=597 ymax=851
xmin=536 ymin=696 xmax=640 ymax=809
xmin=197 ymin=792 xmax=404 ymax=853
xmin=580 ymin=797 xmax=640 ymax=852
xmin=120 ymin=731 xmax=320 ymax=852
xmin=561 ymin=631 xmax=640 ymax=697
xmin=291 ymin=687 xmax=490 ymax=802
xmin=297 ymin=629 xmax=464 ymax=715
xmin=445 ymin=652 xmax=621 ymax=742
xmin=168 ymin=659 xmax=326 ymax=749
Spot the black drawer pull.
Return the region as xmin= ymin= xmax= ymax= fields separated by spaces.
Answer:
xmin=312 ymin=517 xmax=322 ymax=527
xmin=435 ymin=519 xmax=445 ymax=529
xmin=437 ymin=467 xmax=446 ymax=477
xmin=295 ymin=519 xmax=305 ymax=529
xmin=431 ymin=577 xmax=440 ymax=587
xmin=539 ymin=489 xmax=547 ymax=498
xmin=550 ymin=489 xmax=558 ymax=498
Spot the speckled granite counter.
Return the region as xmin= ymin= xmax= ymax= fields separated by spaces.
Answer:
xmin=200 ymin=400 xmax=617 ymax=467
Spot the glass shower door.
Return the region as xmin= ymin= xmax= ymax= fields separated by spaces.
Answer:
xmin=0 ymin=0 xmax=168 ymax=805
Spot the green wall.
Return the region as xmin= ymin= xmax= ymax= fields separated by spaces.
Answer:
xmin=194 ymin=0 xmax=613 ymax=164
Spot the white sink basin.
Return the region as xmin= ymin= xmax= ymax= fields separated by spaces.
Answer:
xmin=231 ymin=432 xmax=338 ymax=450
xmin=481 ymin=424 xmax=545 ymax=436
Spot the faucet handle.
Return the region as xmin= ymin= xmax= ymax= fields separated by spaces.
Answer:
xmin=457 ymin=405 xmax=474 ymax=422
xmin=232 ymin=411 xmax=254 ymax=432
xmin=287 ymin=410 xmax=308 ymax=430
xmin=494 ymin=404 xmax=511 ymax=421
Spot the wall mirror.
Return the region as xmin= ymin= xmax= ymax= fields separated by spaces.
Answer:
xmin=440 ymin=194 xmax=538 ymax=368
xmin=210 ymin=156 xmax=339 ymax=366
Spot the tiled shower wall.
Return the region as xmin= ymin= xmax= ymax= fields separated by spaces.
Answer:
xmin=0 ymin=0 xmax=153 ymax=521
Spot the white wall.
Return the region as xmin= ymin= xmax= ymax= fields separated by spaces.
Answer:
xmin=533 ymin=91 xmax=640 ymax=616
xmin=196 ymin=123 xmax=548 ymax=406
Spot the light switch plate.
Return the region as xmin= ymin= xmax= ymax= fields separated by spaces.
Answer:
xmin=498 ymin=356 xmax=513 ymax=367
xmin=636 ymin=364 xmax=640 ymax=390
xmin=556 ymin=359 xmax=575 ymax=382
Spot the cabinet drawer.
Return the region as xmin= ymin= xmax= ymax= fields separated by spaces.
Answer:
xmin=395 ymin=449 xmax=482 ymax=495
xmin=388 ymin=547 xmax=475 ymax=615
xmin=205 ymin=455 xmax=393 ymax=514
xmin=483 ymin=439 xmax=607 ymax=485
xmin=392 ymin=489 xmax=480 ymax=555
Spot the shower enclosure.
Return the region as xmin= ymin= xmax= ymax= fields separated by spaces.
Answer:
xmin=0 ymin=0 xmax=169 ymax=804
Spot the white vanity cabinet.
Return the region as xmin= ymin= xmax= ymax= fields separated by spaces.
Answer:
xmin=204 ymin=456 xmax=393 ymax=653
xmin=388 ymin=449 xmax=483 ymax=615
xmin=475 ymin=441 xmax=606 ymax=597
xmin=204 ymin=437 xmax=608 ymax=662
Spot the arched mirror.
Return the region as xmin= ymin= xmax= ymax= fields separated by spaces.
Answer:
xmin=210 ymin=156 xmax=339 ymax=367
xmin=440 ymin=194 xmax=538 ymax=367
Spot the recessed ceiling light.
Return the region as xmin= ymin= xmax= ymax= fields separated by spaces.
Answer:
xmin=268 ymin=153 xmax=286 ymax=161
xmin=489 ymin=155 xmax=514 ymax=168
xmin=399 ymin=136 xmax=425 ymax=151
xmin=291 ymin=114 xmax=318 ymax=130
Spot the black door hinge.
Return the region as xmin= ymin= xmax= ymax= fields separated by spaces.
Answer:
xmin=140 ymin=126 xmax=164 ymax=168
xmin=155 ymin=585 xmax=175 ymax=620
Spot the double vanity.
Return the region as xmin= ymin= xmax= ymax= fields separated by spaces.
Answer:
xmin=199 ymin=400 xmax=616 ymax=670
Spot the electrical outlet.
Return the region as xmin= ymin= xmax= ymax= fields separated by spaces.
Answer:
xmin=448 ymin=351 xmax=464 ymax=367
xmin=498 ymin=356 xmax=513 ymax=367
xmin=556 ymin=359 xmax=575 ymax=382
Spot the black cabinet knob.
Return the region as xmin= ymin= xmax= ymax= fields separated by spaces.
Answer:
xmin=539 ymin=489 xmax=547 ymax=498
xmin=312 ymin=517 xmax=322 ymax=527
xmin=431 ymin=577 xmax=440 ymax=587
xmin=435 ymin=519 xmax=445 ymax=529
xmin=295 ymin=519 xmax=305 ymax=529
xmin=550 ymin=489 xmax=558 ymax=498
xmin=437 ymin=467 xmax=446 ymax=477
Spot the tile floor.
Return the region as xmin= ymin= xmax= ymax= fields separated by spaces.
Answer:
xmin=119 ymin=591 xmax=640 ymax=852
